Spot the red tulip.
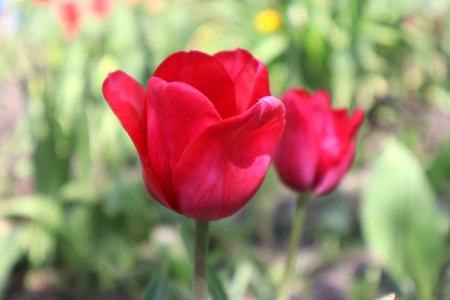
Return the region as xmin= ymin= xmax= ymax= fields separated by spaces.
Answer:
xmin=102 ymin=49 xmax=286 ymax=220
xmin=273 ymin=88 xmax=364 ymax=195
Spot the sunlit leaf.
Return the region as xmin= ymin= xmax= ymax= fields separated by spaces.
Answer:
xmin=0 ymin=195 xmax=64 ymax=232
xmin=361 ymin=138 xmax=447 ymax=300
xmin=252 ymin=34 xmax=289 ymax=65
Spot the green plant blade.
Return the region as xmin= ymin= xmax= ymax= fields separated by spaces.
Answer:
xmin=0 ymin=229 xmax=26 ymax=298
xmin=0 ymin=196 xmax=64 ymax=232
xmin=361 ymin=138 xmax=447 ymax=300
xmin=208 ymin=264 xmax=228 ymax=300
xmin=139 ymin=264 xmax=168 ymax=300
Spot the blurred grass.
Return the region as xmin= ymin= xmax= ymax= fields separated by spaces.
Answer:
xmin=0 ymin=0 xmax=450 ymax=299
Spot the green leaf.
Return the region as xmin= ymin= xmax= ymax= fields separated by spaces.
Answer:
xmin=0 ymin=229 xmax=26 ymax=298
xmin=361 ymin=138 xmax=447 ymax=300
xmin=252 ymin=34 xmax=289 ymax=65
xmin=426 ymin=139 xmax=450 ymax=196
xmin=208 ymin=265 xmax=228 ymax=300
xmin=32 ymin=91 xmax=75 ymax=195
xmin=331 ymin=51 xmax=355 ymax=108
xmin=0 ymin=195 xmax=64 ymax=232
xmin=179 ymin=222 xmax=195 ymax=258
xmin=139 ymin=263 xmax=168 ymax=300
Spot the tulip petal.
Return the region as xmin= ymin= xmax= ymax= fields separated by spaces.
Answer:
xmin=333 ymin=108 xmax=365 ymax=137
xmin=310 ymin=91 xmax=349 ymax=187
xmin=153 ymin=51 xmax=236 ymax=119
xmin=314 ymin=109 xmax=364 ymax=194
xmin=145 ymin=77 xmax=222 ymax=211
xmin=308 ymin=90 xmax=333 ymax=133
xmin=102 ymin=70 xmax=147 ymax=157
xmin=173 ymin=96 xmax=285 ymax=221
xmin=214 ymin=49 xmax=270 ymax=114
xmin=102 ymin=71 xmax=168 ymax=209
xmin=273 ymin=89 xmax=320 ymax=191
xmin=142 ymin=167 xmax=170 ymax=210
xmin=314 ymin=141 xmax=356 ymax=195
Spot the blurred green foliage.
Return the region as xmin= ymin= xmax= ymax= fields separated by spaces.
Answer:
xmin=0 ymin=0 xmax=449 ymax=299
xmin=362 ymin=138 xmax=447 ymax=300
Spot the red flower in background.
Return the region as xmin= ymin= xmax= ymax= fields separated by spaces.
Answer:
xmin=32 ymin=0 xmax=113 ymax=39
xmin=102 ymin=49 xmax=286 ymax=221
xmin=273 ymin=88 xmax=364 ymax=195
xmin=90 ymin=0 xmax=114 ymax=19
xmin=54 ymin=0 xmax=81 ymax=40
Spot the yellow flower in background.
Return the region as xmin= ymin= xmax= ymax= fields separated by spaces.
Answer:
xmin=254 ymin=9 xmax=282 ymax=34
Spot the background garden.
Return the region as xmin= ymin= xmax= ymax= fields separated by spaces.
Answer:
xmin=0 ymin=0 xmax=450 ymax=299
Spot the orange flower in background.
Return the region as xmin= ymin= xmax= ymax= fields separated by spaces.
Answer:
xmin=54 ymin=0 xmax=82 ymax=40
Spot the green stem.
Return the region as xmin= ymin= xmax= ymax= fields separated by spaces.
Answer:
xmin=193 ymin=220 xmax=210 ymax=300
xmin=277 ymin=194 xmax=310 ymax=300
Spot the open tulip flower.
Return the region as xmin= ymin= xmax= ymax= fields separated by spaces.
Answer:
xmin=273 ymin=88 xmax=364 ymax=195
xmin=102 ymin=49 xmax=286 ymax=221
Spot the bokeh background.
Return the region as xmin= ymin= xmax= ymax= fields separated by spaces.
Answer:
xmin=1 ymin=0 xmax=450 ymax=299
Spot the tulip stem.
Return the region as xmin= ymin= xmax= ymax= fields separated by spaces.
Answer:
xmin=193 ymin=220 xmax=210 ymax=300
xmin=277 ymin=194 xmax=310 ymax=300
